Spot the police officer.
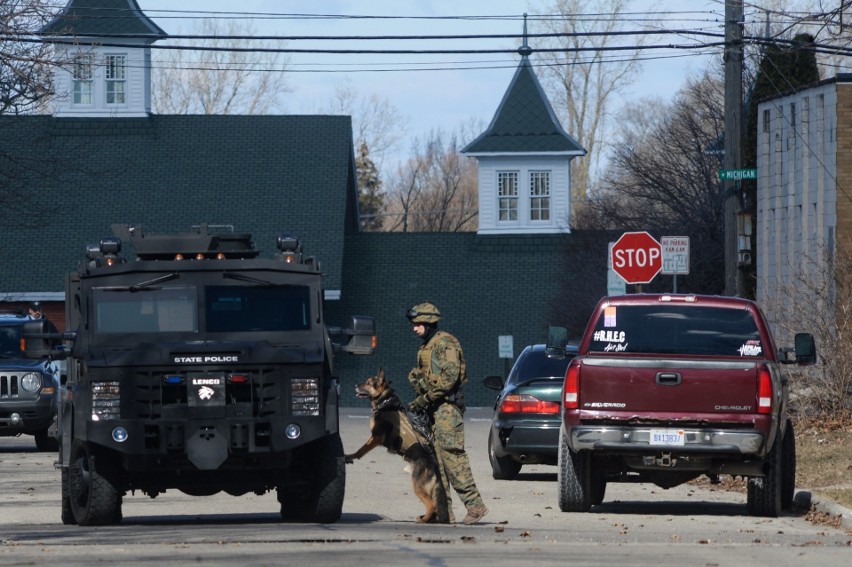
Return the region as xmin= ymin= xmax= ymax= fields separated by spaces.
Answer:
xmin=406 ymin=302 xmax=488 ymax=525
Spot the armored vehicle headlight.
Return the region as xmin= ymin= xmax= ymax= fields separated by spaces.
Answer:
xmin=20 ymin=372 xmax=42 ymax=393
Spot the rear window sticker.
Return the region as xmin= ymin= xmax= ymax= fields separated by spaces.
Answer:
xmin=604 ymin=306 xmax=617 ymax=327
xmin=738 ymin=340 xmax=762 ymax=357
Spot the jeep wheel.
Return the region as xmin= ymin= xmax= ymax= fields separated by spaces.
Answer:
xmin=488 ymin=430 xmax=522 ymax=480
xmin=557 ymin=426 xmax=592 ymax=512
xmin=279 ymin=433 xmax=345 ymax=523
xmin=747 ymin=430 xmax=783 ymax=517
xmin=781 ymin=419 xmax=796 ymax=511
xmin=69 ymin=442 xmax=123 ymax=526
xmin=34 ymin=428 xmax=59 ymax=452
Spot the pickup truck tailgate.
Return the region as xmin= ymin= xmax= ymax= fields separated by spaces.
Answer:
xmin=578 ymin=357 xmax=760 ymax=415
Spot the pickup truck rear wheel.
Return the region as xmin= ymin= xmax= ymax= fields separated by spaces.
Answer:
xmin=747 ymin=429 xmax=782 ymax=517
xmin=781 ymin=419 xmax=796 ymax=511
xmin=557 ymin=426 xmax=592 ymax=512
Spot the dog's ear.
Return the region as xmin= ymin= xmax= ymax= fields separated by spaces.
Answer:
xmin=377 ymin=368 xmax=384 ymax=380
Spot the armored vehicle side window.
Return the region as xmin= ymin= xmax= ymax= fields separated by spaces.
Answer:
xmin=94 ymin=287 xmax=198 ymax=333
xmin=588 ymin=305 xmax=762 ymax=357
xmin=206 ymin=285 xmax=310 ymax=332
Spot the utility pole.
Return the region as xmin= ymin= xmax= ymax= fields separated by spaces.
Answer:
xmin=724 ymin=0 xmax=744 ymax=296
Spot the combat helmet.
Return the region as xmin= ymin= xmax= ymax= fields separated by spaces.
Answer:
xmin=406 ymin=302 xmax=441 ymax=324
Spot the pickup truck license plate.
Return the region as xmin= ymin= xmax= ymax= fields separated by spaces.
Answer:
xmin=649 ymin=429 xmax=685 ymax=446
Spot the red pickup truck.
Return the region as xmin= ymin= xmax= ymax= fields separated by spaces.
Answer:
xmin=547 ymin=294 xmax=817 ymax=517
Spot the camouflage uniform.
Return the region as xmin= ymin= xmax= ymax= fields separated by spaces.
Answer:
xmin=407 ymin=303 xmax=487 ymax=524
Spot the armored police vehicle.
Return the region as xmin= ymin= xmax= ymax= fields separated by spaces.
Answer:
xmin=24 ymin=225 xmax=375 ymax=525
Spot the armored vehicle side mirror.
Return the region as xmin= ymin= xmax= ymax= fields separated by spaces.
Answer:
xmin=794 ymin=332 xmax=817 ymax=366
xmin=22 ymin=320 xmax=67 ymax=360
xmin=546 ymin=326 xmax=569 ymax=359
xmin=331 ymin=316 xmax=376 ymax=355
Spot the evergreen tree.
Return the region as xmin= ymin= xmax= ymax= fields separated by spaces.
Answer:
xmin=355 ymin=142 xmax=385 ymax=231
xmin=742 ymin=33 xmax=818 ymax=298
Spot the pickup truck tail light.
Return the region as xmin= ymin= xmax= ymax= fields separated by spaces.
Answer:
xmin=563 ymin=363 xmax=580 ymax=409
xmin=757 ymin=367 xmax=772 ymax=414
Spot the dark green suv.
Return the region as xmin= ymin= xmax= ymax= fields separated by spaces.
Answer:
xmin=0 ymin=311 xmax=59 ymax=451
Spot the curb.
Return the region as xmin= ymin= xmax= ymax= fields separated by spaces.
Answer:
xmin=794 ymin=489 xmax=852 ymax=530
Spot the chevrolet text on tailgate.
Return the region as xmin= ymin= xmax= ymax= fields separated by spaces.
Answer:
xmin=546 ymin=294 xmax=817 ymax=517
xmin=23 ymin=224 xmax=375 ymax=526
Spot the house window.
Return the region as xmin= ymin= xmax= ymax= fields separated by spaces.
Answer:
xmin=72 ymin=54 xmax=93 ymax=104
xmin=497 ymin=171 xmax=518 ymax=221
xmin=105 ymin=54 xmax=127 ymax=104
xmin=762 ymin=109 xmax=770 ymax=133
xmin=529 ymin=171 xmax=551 ymax=221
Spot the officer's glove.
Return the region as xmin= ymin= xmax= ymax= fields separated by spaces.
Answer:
xmin=408 ymin=369 xmax=428 ymax=393
xmin=407 ymin=396 xmax=428 ymax=412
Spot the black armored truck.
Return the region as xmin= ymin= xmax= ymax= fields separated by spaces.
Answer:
xmin=24 ymin=225 xmax=375 ymax=525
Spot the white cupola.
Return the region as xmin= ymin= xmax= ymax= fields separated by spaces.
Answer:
xmin=39 ymin=0 xmax=167 ymax=118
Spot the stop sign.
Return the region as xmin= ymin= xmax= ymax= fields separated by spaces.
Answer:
xmin=610 ymin=231 xmax=662 ymax=284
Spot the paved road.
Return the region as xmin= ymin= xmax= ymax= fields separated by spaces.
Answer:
xmin=1 ymin=408 xmax=849 ymax=566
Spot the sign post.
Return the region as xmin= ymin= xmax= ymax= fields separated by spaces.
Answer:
xmin=610 ymin=232 xmax=662 ymax=288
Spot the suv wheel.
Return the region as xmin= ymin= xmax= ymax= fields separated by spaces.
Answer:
xmin=747 ymin=430 xmax=783 ymax=517
xmin=488 ymin=430 xmax=522 ymax=480
xmin=557 ymin=426 xmax=592 ymax=512
xmin=69 ymin=441 xmax=123 ymax=526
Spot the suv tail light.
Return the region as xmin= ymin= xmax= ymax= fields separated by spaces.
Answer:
xmin=757 ymin=367 xmax=772 ymax=414
xmin=563 ymin=363 xmax=580 ymax=409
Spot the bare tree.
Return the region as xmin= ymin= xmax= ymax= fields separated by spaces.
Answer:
xmin=762 ymin=245 xmax=852 ymax=420
xmin=384 ymin=128 xmax=478 ymax=232
xmin=322 ymin=79 xmax=408 ymax=173
xmin=580 ymin=70 xmax=727 ymax=294
xmin=533 ymin=0 xmax=644 ymax=206
xmin=153 ymin=19 xmax=290 ymax=115
xmin=0 ymin=0 xmax=54 ymax=115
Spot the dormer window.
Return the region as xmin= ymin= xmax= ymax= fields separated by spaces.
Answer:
xmin=72 ymin=54 xmax=93 ymax=105
xmin=530 ymin=171 xmax=551 ymax=221
xmin=498 ymin=171 xmax=519 ymax=221
xmin=105 ymin=54 xmax=127 ymax=104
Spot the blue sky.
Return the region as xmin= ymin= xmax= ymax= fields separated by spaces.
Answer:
xmin=136 ymin=1 xmax=721 ymax=168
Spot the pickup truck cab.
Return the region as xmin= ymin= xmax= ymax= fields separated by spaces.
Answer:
xmin=547 ymin=294 xmax=817 ymax=517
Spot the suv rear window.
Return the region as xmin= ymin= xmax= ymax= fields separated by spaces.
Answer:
xmin=588 ymin=305 xmax=763 ymax=357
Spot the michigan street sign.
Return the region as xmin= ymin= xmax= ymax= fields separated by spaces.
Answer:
xmin=719 ymin=168 xmax=757 ymax=180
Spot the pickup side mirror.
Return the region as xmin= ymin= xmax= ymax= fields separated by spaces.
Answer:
xmin=546 ymin=325 xmax=569 ymax=359
xmin=483 ymin=375 xmax=504 ymax=391
xmin=329 ymin=315 xmax=376 ymax=355
xmin=794 ymin=332 xmax=817 ymax=366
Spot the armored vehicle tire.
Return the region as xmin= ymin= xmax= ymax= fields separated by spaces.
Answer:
xmin=781 ymin=419 xmax=796 ymax=511
xmin=34 ymin=428 xmax=59 ymax=452
xmin=69 ymin=441 xmax=123 ymax=526
xmin=488 ymin=431 xmax=522 ymax=480
xmin=61 ymin=468 xmax=75 ymax=525
xmin=746 ymin=430 xmax=783 ymax=517
xmin=557 ymin=426 xmax=593 ymax=512
xmin=279 ymin=433 xmax=346 ymax=523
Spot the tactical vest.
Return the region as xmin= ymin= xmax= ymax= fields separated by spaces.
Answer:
xmin=416 ymin=330 xmax=467 ymax=407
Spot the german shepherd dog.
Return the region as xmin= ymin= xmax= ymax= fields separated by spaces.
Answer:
xmin=345 ymin=369 xmax=450 ymax=524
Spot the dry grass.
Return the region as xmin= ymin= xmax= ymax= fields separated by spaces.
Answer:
xmin=793 ymin=415 xmax=852 ymax=510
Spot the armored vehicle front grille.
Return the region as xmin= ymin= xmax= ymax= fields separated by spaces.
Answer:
xmin=130 ymin=368 xmax=283 ymax=419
